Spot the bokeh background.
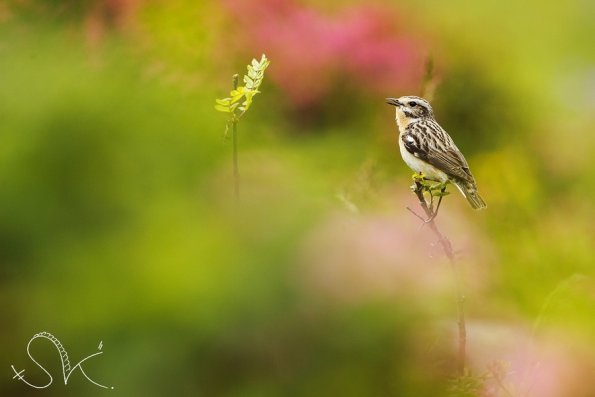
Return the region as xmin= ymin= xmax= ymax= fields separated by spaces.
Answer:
xmin=1 ymin=0 xmax=594 ymax=396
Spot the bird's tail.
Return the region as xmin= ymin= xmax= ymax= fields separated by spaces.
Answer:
xmin=454 ymin=182 xmax=487 ymax=210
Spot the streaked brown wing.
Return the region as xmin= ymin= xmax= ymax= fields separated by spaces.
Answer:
xmin=426 ymin=148 xmax=475 ymax=184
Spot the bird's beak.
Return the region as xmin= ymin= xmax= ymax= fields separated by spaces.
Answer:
xmin=386 ymin=98 xmax=401 ymax=107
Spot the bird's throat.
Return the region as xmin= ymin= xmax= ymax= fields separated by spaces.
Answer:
xmin=396 ymin=111 xmax=415 ymax=130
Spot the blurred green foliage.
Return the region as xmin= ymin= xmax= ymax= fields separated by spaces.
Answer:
xmin=1 ymin=1 xmax=595 ymax=396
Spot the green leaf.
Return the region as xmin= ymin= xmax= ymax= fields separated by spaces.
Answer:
xmin=230 ymin=87 xmax=245 ymax=96
xmin=243 ymin=94 xmax=254 ymax=107
xmin=230 ymin=88 xmax=245 ymax=103
xmin=431 ymin=190 xmax=451 ymax=197
xmin=412 ymin=172 xmax=426 ymax=181
xmin=244 ymin=75 xmax=254 ymax=88
xmin=215 ymin=98 xmax=231 ymax=106
xmin=259 ymin=55 xmax=270 ymax=70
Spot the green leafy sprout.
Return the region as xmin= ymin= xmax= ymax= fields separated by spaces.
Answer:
xmin=215 ymin=54 xmax=270 ymax=121
xmin=214 ymin=54 xmax=270 ymax=200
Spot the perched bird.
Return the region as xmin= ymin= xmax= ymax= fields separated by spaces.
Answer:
xmin=386 ymin=96 xmax=486 ymax=210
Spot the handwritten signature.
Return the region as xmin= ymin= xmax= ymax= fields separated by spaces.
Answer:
xmin=10 ymin=331 xmax=113 ymax=389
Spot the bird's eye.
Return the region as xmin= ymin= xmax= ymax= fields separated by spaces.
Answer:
xmin=409 ymin=101 xmax=417 ymax=107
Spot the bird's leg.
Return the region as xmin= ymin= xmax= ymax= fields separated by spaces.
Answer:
xmin=428 ymin=188 xmax=435 ymax=212
xmin=426 ymin=181 xmax=442 ymax=215
xmin=432 ymin=186 xmax=446 ymax=217
xmin=421 ymin=173 xmax=432 ymax=211
xmin=425 ymin=185 xmax=447 ymax=223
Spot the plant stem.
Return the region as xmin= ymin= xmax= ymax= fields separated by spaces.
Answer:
xmin=419 ymin=55 xmax=437 ymax=102
xmin=411 ymin=180 xmax=466 ymax=376
xmin=232 ymin=74 xmax=240 ymax=200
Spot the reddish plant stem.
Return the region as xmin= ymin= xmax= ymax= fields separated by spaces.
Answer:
xmin=411 ymin=180 xmax=466 ymax=376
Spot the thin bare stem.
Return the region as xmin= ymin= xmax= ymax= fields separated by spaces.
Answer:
xmin=419 ymin=55 xmax=438 ymax=102
xmin=231 ymin=74 xmax=240 ymax=200
xmin=410 ymin=179 xmax=466 ymax=376
xmin=406 ymin=206 xmax=426 ymax=223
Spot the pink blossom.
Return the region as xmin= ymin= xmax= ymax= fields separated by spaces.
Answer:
xmin=223 ymin=0 xmax=425 ymax=109
xmin=295 ymin=205 xmax=487 ymax=305
xmin=466 ymin=322 xmax=595 ymax=397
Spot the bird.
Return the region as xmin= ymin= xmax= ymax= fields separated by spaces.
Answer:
xmin=386 ymin=95 xmax=486 ymax=210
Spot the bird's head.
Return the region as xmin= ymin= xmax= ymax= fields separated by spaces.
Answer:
xmin=386 ymin=96 xmax=434 ymax=125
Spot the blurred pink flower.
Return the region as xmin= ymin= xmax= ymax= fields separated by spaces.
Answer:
xmin=465 ymin=322 xmax=595 ymax=397
xmin=223 ymin=0 xmax=425 ymax=109
xmin=295 ymin=203 xmax=489 ymax=305
xmin=85 ymin=0 xmax=140 ymax=45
